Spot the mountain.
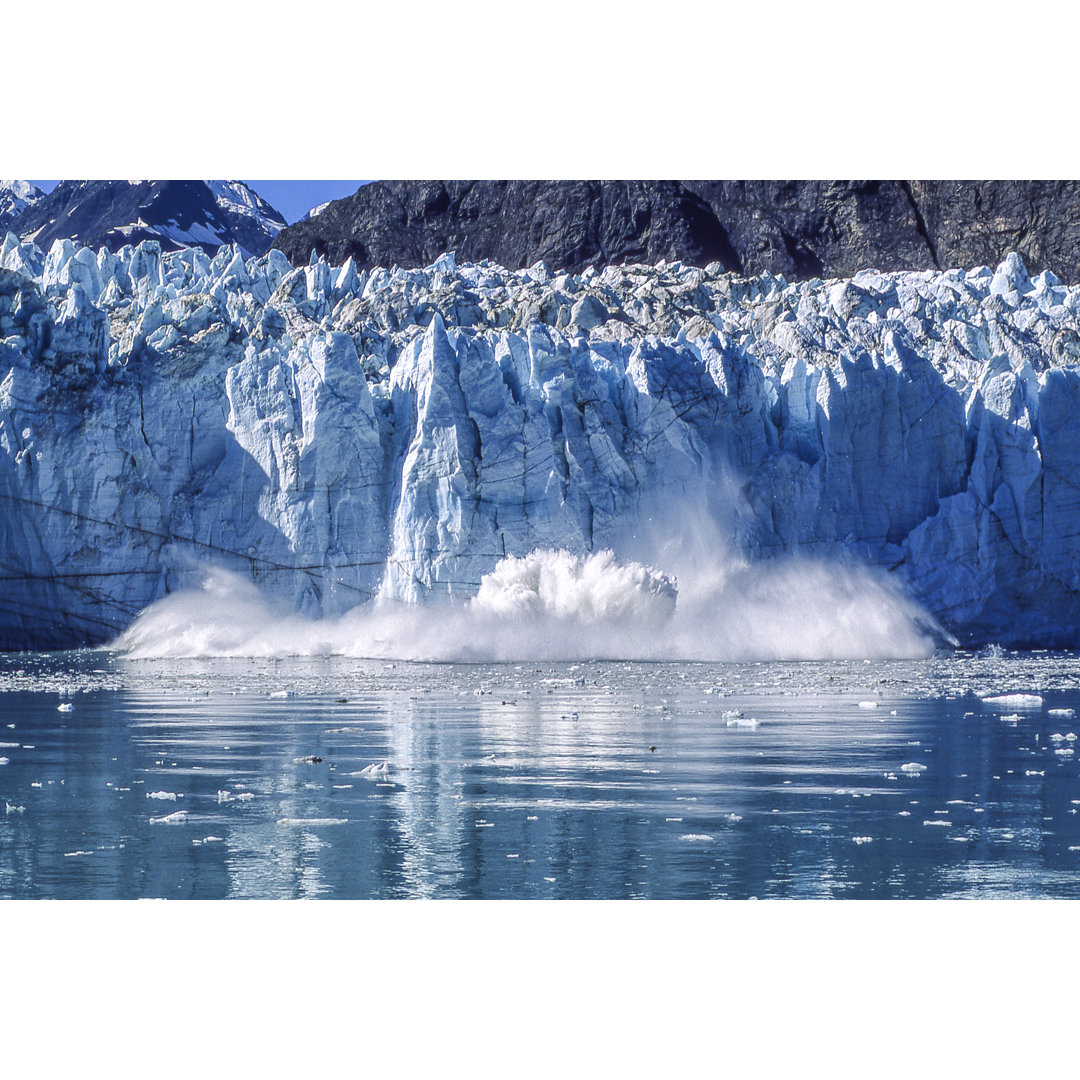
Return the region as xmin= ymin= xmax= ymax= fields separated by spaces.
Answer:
xmin=0 ymin=180 xmax=45 ymax=233
xmin=9 ymin=180 xmax=286 ymax=258
xmin=2 ymin=231 xmax=1080 ymax=651
xmin=272 ymin=180 xmax=1080 ymax=283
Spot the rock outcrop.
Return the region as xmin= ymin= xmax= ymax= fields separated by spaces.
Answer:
xmin=272 ymin=180 xmax=1080 ymax=284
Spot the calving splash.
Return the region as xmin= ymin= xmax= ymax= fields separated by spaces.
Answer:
xmin=115 ymin=547 xmax=942 ymax=661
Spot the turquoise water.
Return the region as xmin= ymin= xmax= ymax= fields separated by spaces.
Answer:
xmin=3 ymin=650 xmax=1080 ymax=898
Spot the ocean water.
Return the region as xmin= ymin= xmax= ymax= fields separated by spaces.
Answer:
xmin=4 ymin=649 xmax=1080 ymax=899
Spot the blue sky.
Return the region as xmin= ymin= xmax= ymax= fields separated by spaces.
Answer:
xmin=30 ymin=180 xmax=369 ymax=225
xmin=244 ymin=181 xmax=368 ymax=223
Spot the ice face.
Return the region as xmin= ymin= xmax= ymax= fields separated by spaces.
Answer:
xmin=2 ymin=237 xmax=1080 ymax=650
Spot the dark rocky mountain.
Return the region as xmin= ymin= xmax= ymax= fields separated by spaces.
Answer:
xmin=272 ymin=180 xmax=1080 ymax=282
xmin=10 ymin=180 xmax=286 ymax=258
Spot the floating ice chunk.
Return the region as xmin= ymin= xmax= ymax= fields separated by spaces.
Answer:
xmin=858 ymin=701 xmax=878 ymax=709
xmin=351 ymin=762 xmax=390 ymax=779
xmin=705 ymin=686 xmax=724 ymax=695
xmin=5 ymin=802 xmax=25 ymax=813
xmin=150 ymin=810 xmax=188 ymax=824
xmin=999 ymin=714 xmax=1022 ymax=723
xmin=898 ymin=811 xmax=911 ymax=817
xmin=1049 ymin=709 xmax=1076 ymax=718
xmin=1055 ymin=748 xmax=1075 ymax=757
xmin=726 ymin=717 xmax=760 ymax=728
xmin=0 ymin=742 xmax=20 ymax=747
xmin=923 ymin=820 xmax=952 ymax=827
xmin=146 ymin=791 xmax=178 ymax=800
xmin=0 ymin=757 xmax=8 ymax=766
xmin=1025 ymin=770 xmax=1045 ymax=776
xmin=680 ymin=834 xmax=714 ymax=842
xmin=852 ymin=836 xmax=873 ymax=844
xmin=269 ymin=690 xmax=294 ymax=699
xmin=276 ymin=817 xmax=348 ymax=826
xmin=981 ymin=693 xmax=1043 ymax=708
xmin=57 ymin=703 xmax=74 ymax=713
xmin=1050 ymin=733 xmax=1066 ymax=742
xmin=901 ymin=762 xmax=927 ymax=773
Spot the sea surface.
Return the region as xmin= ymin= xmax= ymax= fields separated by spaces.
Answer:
xmin=3 ymin=649 xmax=1080 ymax=899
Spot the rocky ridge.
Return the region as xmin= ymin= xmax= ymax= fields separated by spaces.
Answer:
xmin=272 ymin=180 xmax=1080 ymax=285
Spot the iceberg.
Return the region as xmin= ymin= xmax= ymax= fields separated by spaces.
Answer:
xmin=3 ymin=234 xmax=1080 ymax=651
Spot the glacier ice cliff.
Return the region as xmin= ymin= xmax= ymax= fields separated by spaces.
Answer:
xmin=2 ymin=230 xmax=1080 ymax=650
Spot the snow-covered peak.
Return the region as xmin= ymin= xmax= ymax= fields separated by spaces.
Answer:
xmin=0 ymin=180 xmax=45 ymax=230
xmin=7 ymin=180 xmax=287 ymax=259
xmin=303 ymin=200 xmax=331 ymax=221
xmin=205 ymin=181 xmax=286 ymax=233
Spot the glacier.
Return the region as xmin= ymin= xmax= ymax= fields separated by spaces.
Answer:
xmin=2 ymin=230 xmax=1080 ymax=652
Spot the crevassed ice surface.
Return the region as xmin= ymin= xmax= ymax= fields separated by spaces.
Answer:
xmin=5 ymin=650 xmax=1080 ymax=899
xmin=2 ymin=233 xmax=1080 ymax=649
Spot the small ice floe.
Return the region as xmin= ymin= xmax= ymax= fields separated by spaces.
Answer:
xmin=5 ymin=802 xmax=25 ymax=814
xmin=351 ymin=762 xmax=390 ymax=780
xmin=858 ymin=701 xmax=878 ymax=710
xmin=64 ymin=850 xmax=93 ymax=857
xmin=332 ymin=784 xmax=353 ymax=790
xmin=721 ymin=709 xmax=742 ymax=719
xmin=1000 ymin=713 xmax=1022 ymax=724
xmin=150 ymin=810 xmax=188 ymax=824
xmin=725 ymin=813 xmax=743 ymax=823
xmin=192 ymin=836 xmax=224 ymax=846
xmin=705 ymin=686 xmax=724 ymax=695
xmin=923 ymin=820 xmax=952 ymax=827
xmin=146 ymin=791 xmax=178 ymax=801
xmin=1050 ymin=733 xmax=1067 ymax=742
xmin=726 ymin=716 xmax=760 ymax=728
xmin=852 ymin=836 xmax=873 ymax=845
xmin=900 ymin=762 xmax=927 ymax=773
xmin=1049 ymin=709 xmax=1076 ymax=718
xmin=0 ymin=757 xmax=8 ymax=766
xmin=57 ymin=703 xmax=74 ymax=713
xmin=0 ymin=742 xmax=19 ymax=748
xmin=898 ymin=811 xmax=912 ymax=817
xmin=1025 ymin=770 xmax=1046 ymax=777
xmin=680 ymin=834 xmax=714 ymax=842
xmin=982 ymin=693 xmax=1043 ymax=708
xmin=276 ymin=817 xmax=348 ymax=826
xmin=269 ymin=690 xmax=294 ymax=699
xmin=217 ymin=789 xmax=253 ymax=803
xmin=293 ymin=755 xmax=324 ymax=765
xmin=1055 ymin=748 xmax=1075 ymax=757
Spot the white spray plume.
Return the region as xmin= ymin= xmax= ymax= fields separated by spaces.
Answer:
xmin=114 ymin=542 xmax=943 ymax=662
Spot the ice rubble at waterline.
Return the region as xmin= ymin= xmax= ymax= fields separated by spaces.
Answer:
xmin=2 ymin=232 xmax=1079 ymax=653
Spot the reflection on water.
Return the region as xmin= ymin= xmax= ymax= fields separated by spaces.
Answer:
xmin=3 ymin=651 xmax=1080 ymax=898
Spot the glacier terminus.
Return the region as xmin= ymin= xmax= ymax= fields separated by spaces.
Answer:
xmin=2 ymin=229 xmax=1079 ymax=654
